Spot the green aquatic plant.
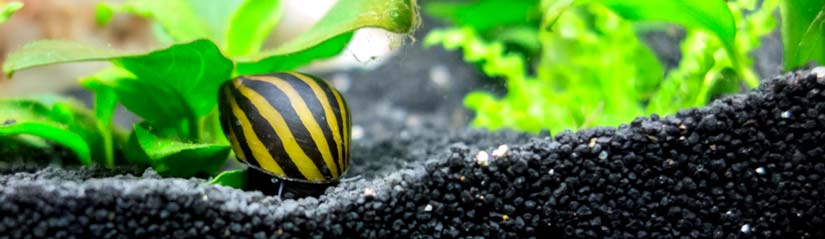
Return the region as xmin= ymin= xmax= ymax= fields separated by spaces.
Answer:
xmin=0 ymin=1 xmax=22 ymax=24
xmin=781 ymin=0 xmax=825 ymax=70
xmin=425 ymin=0 xmax=777 ymax=134
xmin=0 ymin=0 xmax=418 ymax=179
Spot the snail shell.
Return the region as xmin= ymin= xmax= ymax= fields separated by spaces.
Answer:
xmin=218 ymin=72 xmax=351 ymax=183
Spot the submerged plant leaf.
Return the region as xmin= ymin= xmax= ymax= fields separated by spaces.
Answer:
xmin=0 ymin=1 xmax=23 ymax=24
xmin=236 ymin=0 xmax=419 ymax=72
xmin=235 ymin=33 xmax=354 ymax=75
xmin=426 ymin=0 xmax=540 ymax=31
xmin=0 ymin=99 xmax=92 ymax=165
xmin=134 ymin=124 xmax=230 ymax=177
xmin=209 ymin=169 xmax=247 ymax=189
xmin=598 ymin=0 xmax=737 ymax=53
xmin=781 ymin=0 xmax=825 ymax=70
xmin=225 ymin=0 xmax=283 ymax=57
xmin=115 ymin=39 xmax=233 ymax=118
xmin=97 ymin=0 xmax=211 ymax=42
xmin=2 ymin=40 xmax=137 ymax=77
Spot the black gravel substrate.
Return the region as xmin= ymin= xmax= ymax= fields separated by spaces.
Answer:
xmin=2 ymin=68 xmax=825 ymax=238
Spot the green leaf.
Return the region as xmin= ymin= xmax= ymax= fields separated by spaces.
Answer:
xmin=208 ymin=169 xmax=248 ymax=189
xmin=237 ymin=0 xmax=419 ymax=66
xmin=0 ymin=1 xmax=23 ymax=24
xmin=134 ymin=124 xmax=230 ymax=177
xmin=225 ymin=0 xmax=283 ymax=57
xmin=95 ymin=3 xmax=115 ymax=26
xmin=781 ymin=0 xmax=825 ymax=70
xmin=235 ymin=33 xmax=354 ymax=75
xmin=426 ymin=0 xmax=540 ymax=31
xmin=80 ymin=68 xmax=129 ymax=167
xmin=597 ymin=0 xmax=737 ymax=54
xmin=79 ymin=66 xmax=188 ymax=129
xmin=115 ymin=39 xmax=233 ymax=118
xmin=97 ymin=0 xmax=211 ymax=42
xmin=0 ymin=99 xmax=92 ymax=165
xmin=2 ymin=40 xmax=138 ymax=77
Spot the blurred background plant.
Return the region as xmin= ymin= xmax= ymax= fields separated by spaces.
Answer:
xmin=423 ymin=0 xmax=800 ymax=134
xmin=0 ymin=1 xmax=22 ymax=24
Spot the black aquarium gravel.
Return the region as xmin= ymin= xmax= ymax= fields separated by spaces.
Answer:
xmin=2 ymin=67 xmax=825 ymax=238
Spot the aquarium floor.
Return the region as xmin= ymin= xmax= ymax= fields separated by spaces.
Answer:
xmin=3 ymin=68 xmax=825 ymax=238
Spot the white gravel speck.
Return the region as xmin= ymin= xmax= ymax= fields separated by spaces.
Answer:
xmin=475 ymin=151 xmax=489 ymax=166
xmin=492 ymin=145 xmax=509 ymax=158
xmin=598 ymin=151 xmax=608 ymax=160
xmin=755 ymin=167 xmax=766 ymax=175
xmin=740 ymin=224 xmax=751 ymax=234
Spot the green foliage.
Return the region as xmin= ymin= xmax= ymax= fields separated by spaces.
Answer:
xmin=780 ymin=0 xmax=825 ymax=70
xmin=0 ymin=1 xmax=22 ymax=24
xmin=0 ymin=98 xmax=121 ymax=166
xmin=225 ymin=0 xmax=283 ymax=57
xmin=648 ymin=0 xmax=778 ymax=113
xmin=209 ymin=169 xmax=248 ymax=189
xmin=1 ymin=0 xmax=419 ymax=178
xmin=134 ymin=124 xmax=229 ymax=177
xmin=425 ymin=0 xmax=777 ymax=134
xmin=426 ymin=0 xmax=542 ymax=58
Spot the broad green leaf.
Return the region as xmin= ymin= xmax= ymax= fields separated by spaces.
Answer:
xmin=208 ymin=169 xmax=247 ymax=189
xmin=2 ymin=40 xmax=137 ymax=77
xmin=237 ymin=0 xmax=418 ymax=64
xmin=781 ymin=0 xmax=825 ymax=70
xmin=426 ymin=0 xmax=540 ymax=31
xmin=0 ymin=1 xmax=23 ymax=24
xmin=79 ymin=66 xmax=189 ymax=129
xmin=115 ymin=39 xmax=233 ymax=118
xmin=0 ymin=99 xmax=91 ymax=165
xmin=97 ymin=0 xmax=211 ymax=42
xmin=597 ymin=0 xmax=737 ymax=54
xmin=134 ymin=124 xmax=230 ymax=177
xmin=236 ymin=33 xmax=353 ymax=75
xmin=225 ymin=0 xmax=283 ymax=57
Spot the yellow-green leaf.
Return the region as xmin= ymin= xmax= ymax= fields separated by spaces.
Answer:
xmin=237 ymin=0 xmax=419 ymax=63
xmin=225 ymin=0 xmax=283 ymax=57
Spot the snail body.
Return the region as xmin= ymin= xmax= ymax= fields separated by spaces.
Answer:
xmin=218 ymin=72 xmax=351 ymax=190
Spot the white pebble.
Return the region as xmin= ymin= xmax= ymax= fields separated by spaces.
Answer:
xmin=740 ymin=224 xmax=751 ymax=234
xmin=363 ymin=187 xmax=375 ymax=197
xmin=424 ymin=204 xmax=433 ymax=212
xmin=755 ymin=167 xmax=766 ymax=175
xmin=781 ymin=111 xmax=792 ymax=118
xmin=598 ymin=151 xmax=608 ymax=160
xmin=492 ymin=144 xmax=510 ymax=158
xmin=549 ymin=169 xmax=555 ymax=175
xmin=475 ymin=151 xmax=489 ymax=166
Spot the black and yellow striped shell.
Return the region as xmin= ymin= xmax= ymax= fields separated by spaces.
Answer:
xmin=218 ymin=72 xmax=351 ymax=184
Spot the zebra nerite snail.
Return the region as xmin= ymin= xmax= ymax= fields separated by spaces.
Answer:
xmin=218 ymin=72 xmax=351 ymax=197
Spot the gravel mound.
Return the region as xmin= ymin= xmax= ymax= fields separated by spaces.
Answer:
xmin=2 ymin=68 xmax=825 ymax=238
